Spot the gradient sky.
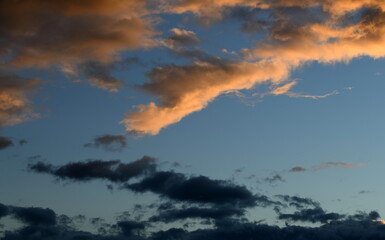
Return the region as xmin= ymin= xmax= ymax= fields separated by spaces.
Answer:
xmin=1 ymin=0 xmax=385 ymax=239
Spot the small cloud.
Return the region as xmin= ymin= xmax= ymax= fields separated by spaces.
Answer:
xmin=258 ymin=81 xmax=340 ymax=100
xmin=168 ymin=28 xmax=200 ymax=45
xmin=290 ymin=166 xmax=307 ymax=172
xmin=271 ymin=81 xmax=297 ymax=95
xmin=0 ymin=136 xmax=14 ymax=150
xmin=221 ymin=48 xmax=238 ymax=56
xmin=84 ymin=134 xmax=127 ymax=152
xmin=19 ymin=139 xmax=28 ymax=145
xmin=358 ymin=190 xmax=371 ymax=195
xmin=313 ymin=162 xmax=365 ymax=171
xmin=264 ymin=174 xmax=285 ymax=184
xmin=375 ymin=72 xmax=382 ymax=76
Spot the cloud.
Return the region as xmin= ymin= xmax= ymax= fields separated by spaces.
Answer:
xmin=3 ymin=203 xmax=385 ymax=240
xmin=28 ymin=156 xmax=156 ymax=183
xmin=11 ymin=207 xmax=57 ymax=226
xmin=168 ymin=28 xmax=201 ymax=45
xmin=0 ymin=203 xmax=9 ymax=219
xmin=0 ymin=136 xmax=14 ymax=150
xmin=126 ymin=171 xmax=262 ymax=207
xmin=62 ymin=57 xmax=141 ymax=92
xmin=289 ymin=166 xmax=307 ymax=172
xmin=290 ymin=162 xmax=364 ymax=173
xmin=149 ymin=206 xmax=245 ymax=223
xmin=121 ymin=59 xmax=290 ymax=135
xmin=264 ymin=174 xmax=285 ymax=184
xmin=29 ymin=157 xmax=279 ymax=211
xmin=277 ymin=207 xmax=344 ymax=224
xmin=313 ymin=162 xmax=365 ymax=171
xmin=270 ymin=81 xmax=340 ymax=99
xmin=119 ymin=1 xmax=385 ymax=135
xmin=0 ymin=0 xmax=156 ymax=68
xmin=0 ymin=74 xmax=40 ymax=127
xmin=117 ymin=220 xmax=146 ymax=237
xmin=84 ymin=134 xmax=127 ymax=152
xmin=276 ymin=195 xmax=320 ymax=209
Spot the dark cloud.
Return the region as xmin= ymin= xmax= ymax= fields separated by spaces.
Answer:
xmin=5 ymin=217 xmax=385 ymax=240
xmin=264 ymin=174 xmax=285 ymax=184
xmin=11 ymin=207 xmax=57 ymax=226
xmin=29 ymin=158 xmax=280 ymax=211
xmin=64 ymin=57 xmax=141 ymax=92
xmin=0 ymin=203 xmax=9 ymax=218
xmin=117 ymin=220 xmax=145 ymax=237
xmin=277 ymin=207 xmax=344 ymax=224
xmin=276 ymin=195 xmax=320 ymax=209
xmin=289 ymin=166 xmax=307 ymax=172
xmin=126 ymin=171 xmax=261 ymax=208
xmin=149 ymin=206 xmax=244 ymax=223
xmin=84 ymin=134 xmax=127 ymax=152
xmin=28 ymin=156 xmax=156 ymax=182
xmin=0 ymin=136 xmax=13 ymax=150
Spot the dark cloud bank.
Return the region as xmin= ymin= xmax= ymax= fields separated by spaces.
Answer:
xmin=1 ymin=157 xmax=379 ymax=239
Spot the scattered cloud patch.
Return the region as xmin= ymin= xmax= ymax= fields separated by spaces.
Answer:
xmin=84 ymin=134 xmax=127 ymax=152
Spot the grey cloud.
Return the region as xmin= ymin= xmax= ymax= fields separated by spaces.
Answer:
xmin=264 ymin=174 xmax=285 ymax=184
xmin=289 ymin=166 xmax=307 ymax=172
xmin=84 ymin=134 xmax=127 ymax=152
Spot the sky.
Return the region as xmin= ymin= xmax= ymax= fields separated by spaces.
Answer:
xmin=2 ymin=0 xmax=385 ymax=239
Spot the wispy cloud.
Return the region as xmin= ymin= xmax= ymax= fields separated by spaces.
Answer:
xmin=290 ymin=161 xmax=365 ymax=173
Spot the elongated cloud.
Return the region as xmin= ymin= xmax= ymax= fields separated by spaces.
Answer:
xmin=122 ymin=59 xmax=290 ymax=135
xmin=84 ymin=134 xmax=127 ymax=152
xmin=28 ymin=156 xmax=156 ymax=182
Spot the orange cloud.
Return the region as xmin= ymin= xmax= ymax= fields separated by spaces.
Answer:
xmin=121 ymin=59 xmax=290 ymax=135
xmin=0 ymin=0 xmax=156 ymax=68
xmin=0 ymin=75 xmax=40 ymax=127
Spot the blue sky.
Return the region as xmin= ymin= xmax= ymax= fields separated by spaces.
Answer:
xmin=1 ymin=1 xmax=385 ymax=239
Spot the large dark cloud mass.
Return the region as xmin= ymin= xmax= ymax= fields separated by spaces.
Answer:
xmin=5 ymin=155 xmax=385 ymax=239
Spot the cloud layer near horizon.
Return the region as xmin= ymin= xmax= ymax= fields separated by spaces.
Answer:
xmin=1 ymin=156 xmax=383 ymax=239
